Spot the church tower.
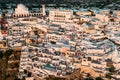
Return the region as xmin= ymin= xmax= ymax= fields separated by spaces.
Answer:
xmin=42 ymin=4 xmax=46 ymax=16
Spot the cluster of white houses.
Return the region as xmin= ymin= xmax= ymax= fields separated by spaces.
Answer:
xmin=0 ymin=3 xmax=120 ymax=80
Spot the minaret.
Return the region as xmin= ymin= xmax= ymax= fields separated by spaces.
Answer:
xmin=42 ymin=4 xmax=46 ymax=16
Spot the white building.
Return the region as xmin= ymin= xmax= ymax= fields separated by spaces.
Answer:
xmin=13 ymin=4 xmax=42 ymax=17
xmin=114 ymin=10 xmax=120 ymax=16
xmin=86 ymin=49 xmax=105 ymax=55
xmin=15 ymin=4 xmax=29 ymax=15
xmin=76 ymin=11 xmax=92 ymax=16
xmin=49 ymin=9 xmax=73 ymax=22
xmin=95 ymin=14 xmax=109 ymax=22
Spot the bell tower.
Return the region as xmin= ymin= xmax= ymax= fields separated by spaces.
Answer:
xmin=42 ymin=4 xmax=46 ymax=16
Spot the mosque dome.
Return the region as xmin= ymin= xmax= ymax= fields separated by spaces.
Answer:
xmin=15 ymin=4 xmax=29 ymax=14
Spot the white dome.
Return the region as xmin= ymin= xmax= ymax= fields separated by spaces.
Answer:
xmin=17 ymin=4 xmax=26 ymax=9
xmin=15 ymin=4 xmax=29 ymax=14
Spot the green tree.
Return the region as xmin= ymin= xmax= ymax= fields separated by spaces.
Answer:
xmin=95 ymin=77 xmax=103 ymax=80
xmin=14 ymin=75 xmax=20 ymax=80
xmin=4 ymin=49 xmax=13 ymax=57
xmin=105 ymin=73 xmax=111 ymax=79
xmin=22 ymin=76 xmax=25 ymax=80
xmin=24 ymin=69 xmax=27 ymax=74
xmin=0 ymin=51 xmax=3 ymax=59
xmin=109 ymin=65 xmax=115 ymax=73
xmin=85 ymin=73 xmax=94 ymax=80
xmin=86 ymin=73 xmax=91 ymax=77
xmin=85 ymin=77 xmax=94 ymax=80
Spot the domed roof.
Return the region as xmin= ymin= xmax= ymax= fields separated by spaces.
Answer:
xmin=17 ymin=4 xmax=26 ymax=9
xmin=15 ymin=4 xmax=29 ymax=14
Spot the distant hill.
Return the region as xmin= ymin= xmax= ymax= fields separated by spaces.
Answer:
xmin=0 ymin=0 xmax=119 ymax=10
xmin=0 ymin=0 xmax=118 ymax=3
